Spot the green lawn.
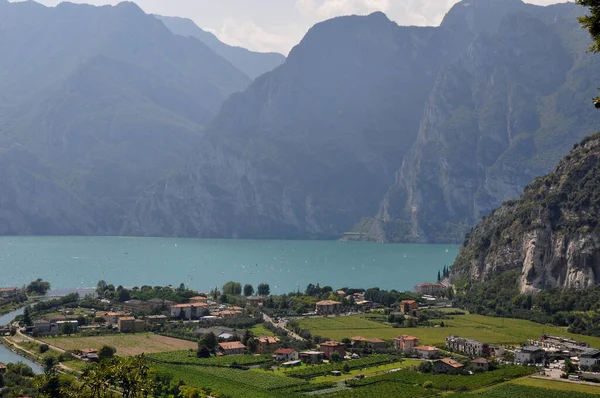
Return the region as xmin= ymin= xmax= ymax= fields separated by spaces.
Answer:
xmin=298 ymin=314 xmax=600 ymax=347
xmin=511 ymin=377 xmax=600 ymax=394
xmin=250 ymin=324 xmax=275 ymax=337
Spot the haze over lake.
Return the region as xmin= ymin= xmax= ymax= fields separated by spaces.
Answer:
xmin=0 ymin=237 xmax=457 ymax=294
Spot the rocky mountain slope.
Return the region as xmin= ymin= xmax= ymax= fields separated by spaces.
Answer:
xmin=451 ymin=132 xmax=600 ymax=292
xmin=0 ymin=0 xmax=249 ymax=234
xmin=127 ymin=1 xmax=600 ymax=240
xmin=361 ymin=1 xmax=600 ymax=243
xmin=156 ymin=15 xmax=286 ymax=79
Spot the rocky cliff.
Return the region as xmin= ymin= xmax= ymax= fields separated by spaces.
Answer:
xmin=451 ymin=133 xmax=600 ymax=292
xmin=362 ymin=1 xmax=600 ymax=243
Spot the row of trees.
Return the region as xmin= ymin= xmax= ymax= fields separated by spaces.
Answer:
xmin=220 ymin=281 xmax=270 ymax=297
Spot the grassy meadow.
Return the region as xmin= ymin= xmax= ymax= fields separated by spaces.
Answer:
xmin=297 ymin=313 xmax=600 ymax=347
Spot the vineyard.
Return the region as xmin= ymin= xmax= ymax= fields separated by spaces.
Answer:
xmin=323 ymin=366 xmax=536 ymax=397
xmin=152 ymin=364 xmax=308 ymax=398
xmin=284 ymin=354 xmax=400 ymax=379
xmin=454 ymin=384 xmax=599 ymax=398
xmin=148 ymin=350 xmax=272 ymax=367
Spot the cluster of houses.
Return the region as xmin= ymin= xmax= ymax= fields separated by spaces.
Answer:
xmin=0 ymin=287 xmax=22 ymax=300
xmin=518 ymin=334 xmax=600 ymax=370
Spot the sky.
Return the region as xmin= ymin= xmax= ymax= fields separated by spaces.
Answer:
xmin=28 ymin=0 xmax=569 ymax=55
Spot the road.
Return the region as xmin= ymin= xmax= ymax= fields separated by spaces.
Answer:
xmin=262 ymin=313 xmax=305 ymax=341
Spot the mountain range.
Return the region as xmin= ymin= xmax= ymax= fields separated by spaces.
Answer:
xmin=1 ymin=0 xmax=599 ymax=243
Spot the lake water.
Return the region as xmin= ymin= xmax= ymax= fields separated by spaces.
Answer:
xmin=0 ymin=308 xmax=43 ymax=373
xmin=0 ymin=236 xmax=458 ymax=294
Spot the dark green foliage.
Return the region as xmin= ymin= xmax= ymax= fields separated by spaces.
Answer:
xmin=98 ymin=345 xmax=117 ymax=361
xmin=244 ymin=284 xmax=254 ymax=297
xmin=257 ymin=284 xmax=271 ymax=296
xmin=26 ymin=279 xmax=51 ymax=296
xmin=223 ymin=282 xmax=243 ymax=296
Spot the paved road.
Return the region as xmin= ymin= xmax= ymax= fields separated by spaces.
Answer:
xmin=262 ymin=313 xmax=305 ymax=341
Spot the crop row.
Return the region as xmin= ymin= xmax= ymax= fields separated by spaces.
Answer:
xmin=149 ymin=350 xmax=272 ymax=366
xmin=284 ymin=354 xmax=399 ymax=379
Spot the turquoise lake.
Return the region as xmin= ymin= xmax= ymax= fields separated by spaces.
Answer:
xmin=0 ymin=237 xmax=458 ymax=294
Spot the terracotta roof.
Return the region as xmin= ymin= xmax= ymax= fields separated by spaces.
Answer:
xmin=219 ymin=341 xmax=246 ymax=350
xmin=190 ymin=296 xmax=208 ymax=300
xmin=437 ymin=358 xmax=464 ymax=368
xmin=171 ymin=303 xmax=208 ymax=308
xmin=471 ymin=358 xmax=491 ymax=364
xmin=316 ymin=300 xmax=341 ymax=306
xmin=415 ymin=345 xmax=439 ymax=351
xmin=275 ymin=348 xmax=296 ymax=355
xmin=395 ymin=335 xmax=419 ymax=341
xmin=320 ymin=340 xmax=344 ymax=347
xmin=81 ymin=348 xmax=98 ymax=355
xmin=401 ymin=300 xmax=417 ymax=304
xmin=351 ymin=336 xmax=368 ymax=342
xmin=258 ymin=336 xmax=280 ymax=344
xmin=0 ymin=287 xmax=18 ymax=292
xmin=119 ymin=317 xmax=135 ymax=321
xmin=367 ymin=338 xmax=385 ymax=343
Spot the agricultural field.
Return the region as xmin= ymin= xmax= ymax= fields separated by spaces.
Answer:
xmin=149 ymin=350 xmax=272 ymax=366
xmin=298 ymin=314 xmax=600 ymax=347
xmin=152 ymin=363 xmax=308 ymax=398
xmin=283 ymin=354 xmax=401 ymax=379
xmin=510 ymin=377 xmax=600 ymax=394
xmin=310 ymin=360 xmax=421 ymax=383
xmin=456 ymin=383 xmax=600 ymax=397
xmin=40 ymin=333 xmax=196 ymax=356
xmin=323 ymin=365 xmax=535 ymax=397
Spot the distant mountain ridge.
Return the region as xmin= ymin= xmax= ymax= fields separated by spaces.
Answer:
xmin=155 ymin=15 xmax=286 ymax=80
xmin=126 ymin=1 xmax=600 ymax=240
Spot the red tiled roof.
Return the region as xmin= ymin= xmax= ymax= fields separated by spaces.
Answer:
xmin=395 ymin=335 xmax=419 ymax=341
xmin=438 ymin=358 xmax=464 ymax=368
xmin=320 ymin=341 xmax=344 ymax=347
xmin=275 ymin=348 xmax=296 ymax=355
xmin=415 ymin=345 xmax=438 ymax=351
xmin=401 ymin=300 xmax=417 ymax=304
xmin=351 ymin=336 xmax=368 ymax=342
xmin=367 ymin=338 xmax=385 ymax=343
xmin=471 ymin=357 xmax=490 ymax=364
xmin=219 ymin=342 xmax=246 ymax=350
xmin=258 ymin=336 xmax=280 ymax=344
xmin=316 ymin=300 xmax=341 ymax=306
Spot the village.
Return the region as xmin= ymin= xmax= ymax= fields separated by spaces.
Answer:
xmin=1 ymin=279 xmax=600 ymax=397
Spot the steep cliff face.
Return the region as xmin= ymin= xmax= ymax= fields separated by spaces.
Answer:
xmin=451 ymin=133 xmax=600 ymax=292
xmin=126 ymin=13 xmax=454 ymax=238
xmin=365 ymin=2 xmax=600 ymax=243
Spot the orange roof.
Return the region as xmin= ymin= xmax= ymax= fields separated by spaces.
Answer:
xmin=351 ymin=336 xmax=368 ymax=342
xmin=275 ymin=348 xmax=296 ymax=355
xmin=320 ymin=340 xmax=344 ymax=347
xmin=258 ymin=336 xmax=280 ymax=344
xmin=190 ymin=296 xmax=208 ymax=300
xmin=415 ymin=345 xmax=438 ymax=351
xmin=316 ymin=300 xmax=341 ymax=305
xmin=437 ymin=358 xmax=464 ymax=368
xmin=171 ymin=303 xmax=208 ymax=308
xmin=119 ymin=317 xmax=135 ymax=321
xmin=395 ymin=335 xmax=419 ymax=341
xmin=0 ymin=287 xmax=18 ymax=292
xmin=367 ymin=338 xmax=385 ymax=343
xmin=401 ymin=300 xmax=417 ymax=304
xmin=471 ymin=357 xmax=491 ymax=364
xmin=81 ymin=348 xmax=98 ymax=354
xmin=219 ymin=342 xmax=246 ymax=350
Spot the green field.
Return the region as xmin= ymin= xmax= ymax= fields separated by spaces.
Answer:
xmin=511 ymin=377 xmax=600 ymax=394
xmin=149 ymin=350 xmax=272 ymax=366
xmin=250 ymin=323 xmax=275 ymax=337
xmin=311 ymin=360 xmax=420 ymax=383
xmin=456 ymin=383 xmax=599 ymax=397
xmin=152 ymin=364 xmax=307 ymax=398
xmin=298 ymin=314 xmax=600 ymax=347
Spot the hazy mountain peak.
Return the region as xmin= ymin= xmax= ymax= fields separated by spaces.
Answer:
xmin=441 ymin=0 xmax=529 ymax=32
xmin=156 ymin=15 xmax=285 ymax=79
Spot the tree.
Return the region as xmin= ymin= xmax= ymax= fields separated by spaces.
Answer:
xmin=243 ymin=284 xmax=254 ymax=297
xmin=257 ymin=283 xmax=270 ymax=296
xmin=419 ymin=361 xmax=433 ymax=373
xmin=343 ymin=363 xmax=350 ymax=373
xmin=222 ymin=281 xmax=242 ymax=296
xmin=26 ymin=278 xmax=51 ymax=296
xmin=98 ymin=345 xmax=117 ymax=361
xmin=577 ymin=0 xmax=600 ymax=107
xmin=23 ymin=305 xmax=33 ymax=326
xmin=39 ymin=344 xmax=50 ymax=354
xmin=117 ymin=288 xmax=131 ymax=302
xmin=331 ymin=352 xmax=342 ymax=362
xmin=200 ymin=332 xmax=218 ymax=353
xmin=563 ymin=358 xmax=578 ymax=374
xmin=196 ymin=346 xmax=211 ymax=358
xmin=96 ymin=280 xmax=108 ymax=296
xmin=440 ymin=321 xmax=445 ymax=328
xmin=437 ymin=270 xmax=441 ymax=281
xmin=61 ymin=322 xmax=75 ymax=336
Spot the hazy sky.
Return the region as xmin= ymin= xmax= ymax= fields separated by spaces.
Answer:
xmin=29 ymin=0 xmax=570 ymax=54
